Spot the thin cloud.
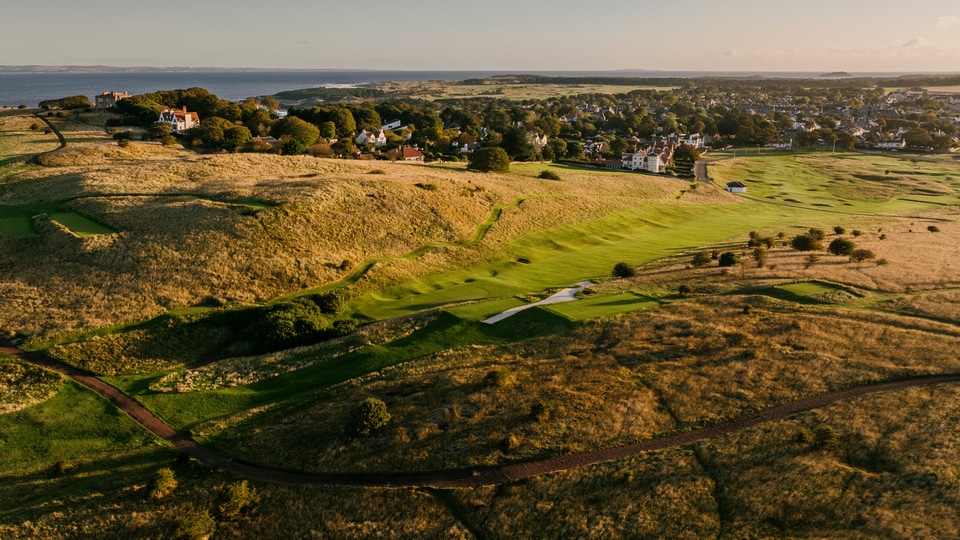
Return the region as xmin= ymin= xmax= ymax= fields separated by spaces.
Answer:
xmin=936 ymin=15 xmax=960 ymax=30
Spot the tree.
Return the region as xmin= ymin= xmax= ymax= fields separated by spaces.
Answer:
xmin=222 ymin=125 xmax=252 ymax=151
xmin=673 ymin=143 xmax=701 ymax=162
xmin=271 ymin=116 xmax=320 ymax=148
xmin=718 ymin=252 xmax=740 ymax=267
xmin=500 ymin=126 xmax=538 ymax=161
xmin=692 ymin=252 xmax=711 ymax=268
xmin=467 ymin=147 xmax=510 ymax=173
xmin=612 ymin=262 xmax=637 ymax=278
xmin=331 ymin=107 xmax=357 ymax=138
xmin=354 ymin=397 xmax=390 ymax=436
xmin=318 ymin=121 xmax=336 ymax=140
xmin=791 ymin=234 xmax=823 ymax=251
xmin=849 ymin=249 xmax=876 ymax=265
xmin=260 ymin=96 xmax=280 ymax=111
xmin=827 ymin=238 xmax=856 ymax=256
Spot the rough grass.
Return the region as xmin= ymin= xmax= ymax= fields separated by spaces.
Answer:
xmin=0 ymin=354 xmax=62 ymax=414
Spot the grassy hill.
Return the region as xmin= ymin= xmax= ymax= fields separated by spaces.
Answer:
xmin=5 ymin=109 xmax=960 ymax=537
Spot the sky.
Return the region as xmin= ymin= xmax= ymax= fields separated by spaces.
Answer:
xmin=3 ymin=0 xmax=960 ymax=72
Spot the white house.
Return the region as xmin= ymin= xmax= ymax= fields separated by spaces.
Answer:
xmin=528 ymin=132 xmax=548 ymax=148
xmin=726 ymin=181 xmax=747 ymax=193
xmin=381 ymin=119 xmax=403 ymax=131
xmin=158 ymin=107 xmax=200 ymax=133
xmin=356 ymin=129 xmax=387 ymax=147
xmin=621 ymin=151 xmax=665 ymax=174
xmin=877 ymin=139 xmax=906 ymax=150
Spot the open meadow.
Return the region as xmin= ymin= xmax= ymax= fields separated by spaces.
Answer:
xmin=6 ymin=107 xmax=960 ymax=536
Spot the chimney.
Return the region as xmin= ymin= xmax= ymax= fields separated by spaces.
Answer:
xmin=182 ymin=106 xmax=187 ymax=113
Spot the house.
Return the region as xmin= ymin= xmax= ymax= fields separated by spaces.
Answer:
xmin=158 ymin=107 xmax=200 ymax=133
xmin=877 ymin=139 xmax=906 ymax=150
xmin=381 ymin=119 xmax=403 ymax=131
xmin=95 ymin=91 xmax=129 ymax=108
xmin=356 ymin=129 xmax=387 ymax=147
xmin=395 ymin=146 xmax=424 ymax=162
xmin=251 ymin=136 xmax=281 ymax=149
xmin=726 ymin=181 xmax=748 ymax=193
xmin=528 ymin=132 xmax=548 ymax=148
xmin=765 ymin=139 xmax=793 ymax=150
xmin=621 ymin=151 xmax=666 ymax=174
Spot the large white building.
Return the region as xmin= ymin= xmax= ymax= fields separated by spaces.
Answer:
xmin=158 ymin=107 xmax=200 ymax=133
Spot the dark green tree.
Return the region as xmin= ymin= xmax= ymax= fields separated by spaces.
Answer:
xmin=467 ymin=147 xmax=510 ymax=173
xmin=827 ymin=238 xmax=856 ymax=256
xmin=354 ymin=397 xmax=391 ymax=436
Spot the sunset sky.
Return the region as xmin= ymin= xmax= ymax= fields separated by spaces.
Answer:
xmin=3 ymin=0 xmax=959 ymax=72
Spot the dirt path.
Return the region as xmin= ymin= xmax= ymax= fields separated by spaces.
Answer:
xmin=483 ymin=281 xmax=593 ymax=324
xmin=6 ymin=344 xmax=960 ymax=488
xmin=30 ymin=113 xmax=67 ymax=164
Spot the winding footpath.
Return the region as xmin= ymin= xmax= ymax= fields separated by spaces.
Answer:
xmin=482 ymin=281 xmax=594 ymax=324
xmin=5 ymin=345 xmax=960 ymax=488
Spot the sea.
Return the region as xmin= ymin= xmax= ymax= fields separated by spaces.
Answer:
xmin=0 ymin=69 xmax=955 ymax=108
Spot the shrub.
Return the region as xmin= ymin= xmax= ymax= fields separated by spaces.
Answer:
xmin=467 ymin=147 xmax=510 ymax=173
xmin=814 ymin=425 xmax=839 ymax=448
xmin=612 ymin=262 xmax=637 ymax=278
xmin=414 ymin=182 xmax=438 ymax=190
xmin=928 ymin=225 xmax=941 ymax=233
xmin=691 ymin=252 xmax=711 ymax=268
xmin=353 ymin=397 xmax=391 ymax=436
xmin=218 ymin=480 xmax=256 ymax=520
xmin=161 ymin=135 xmax=177 ymax=146
xmin=851 ymin=230 xmax=862 ymax=237
xmin=485 ymin=368 xmax=515 ymax=387
xmin=530 ymin=399 xmax=552 ymax=422
xmin=52 ymin=460 xmax=74 ymax=477
xmin=538 ymin=170 xmax=561 ymax=180
xmin=849 ymin=249 xmax=876 ymax=265
xmin=752 ymin=247 xmax=767 ymax=268
xmin=17 ymin=104 xmax=27 ymax=109
xmin=117 ymin=138 xmax=130 ymax=148
xmin=678 ymin=284 xmax=693 ymax=298
xmin=791 ymin=234 xmax=823 ymax=251
xmin=808 ymin=228 xmax=826 ymax=241
xmin=833 ymin=226 xmax=845 ymax=235
xmin=368 ymin=169 xmax=387 ymax=175
xmin=30 ymin=123 xmax=41 ymax=131
xmin=876 ymin=258 xmax=889 ymax=266
xmin=176 ymin=509 xmax=216 ymax=540
xmin=827 ymin=238 xmax=856 ymax=256
xmin=501 ymin=433 xmax=522 ymax=452
xmin=718 ymin=252 xmax=740 ymax=267
xmin=879 ymin=234 xmax=887 ymax=240
xmin=313 ymin=290 xmax=349 ymax=314
xmin=253 ymin=299 xmax=330 ymax=350
xmin=149 ymin=468 xmax=177 ymax=499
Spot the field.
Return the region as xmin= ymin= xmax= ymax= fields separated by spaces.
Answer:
xmin=6 ymin=107 xmax=960 ymax=536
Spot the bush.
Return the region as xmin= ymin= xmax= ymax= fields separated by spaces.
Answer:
xmin=149 ymin=468 xmax=177 ymax=499
xmin=928 ymin=225 xmax=941 ymax=233
xmin=538 ymin=170 xmax=561 ymax=180
xmin=312 ymin=290 xmax=349 ymax=314
xmin=851 ymin=229 xmax=862 ymax=237
xmin=827 ymin=238 xmax=856 ymax=256
xmin=161 ymin=135 xmax=177 ymax=146
xmin=849 ymin=249 xmax=876 ymax=264
xmin=485 ymin=368 xmax=515 ymax=387
xmin=718 ymin=252 xmax=740 ymax=267
xmin=612 ymin=262 xmax=637 ymax=278
xmin=691 ymin=252 xmax=711 ymax=268
xmin=752 ymin=247 xmax=767 ymax=267
xmin=791 ymin=234 xmax=823 ymax=251
xmin=218 ymin=480 xmax=256 ymax=520
xmin=368 ymin=169 xmax=387 ymax=175
xmin=678 ymin=284 xmax=693 ymax=298
xmin=467 ymin=147 xmax=510 ymax=173
xmin=414 ymin=182 xmax=438 ymax=190
xmin=253 ymin=299 xmax=330 ymax=350
xmin=530 ymin=399 xmax=552 ymax=422
xmin=117 ymin=138 xmax=130 ymax=148
xmin=52 ymin=460 xmax=74 ymax=477
xmin=808 ymin=228 xmax=826 ymax=241
xmin=833 ymin=226 xmax=845 ymax=235
xmin=176 ymin=509 xmax=216 ymax=540
xmin=17 ymin=104 xmax=27 ymax=109
xmin=353 ymin=397 xmax=391 ymax=436
xmin=814 ymin=425 xmax=839 ymax=449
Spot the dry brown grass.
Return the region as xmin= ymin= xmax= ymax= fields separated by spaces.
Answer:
xmin=0 ymin=114 xmax=732 ymax=339
xmin=0 ymin=355 xmax=62 ymax=414
xmin=701 ymin=385 xmax=960 ymax=537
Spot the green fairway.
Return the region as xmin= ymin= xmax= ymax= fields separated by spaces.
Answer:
xmin=445 ymin=297 xmax=527 ymax=321
xmin=545 ymin=292 xmax=660 ymax=321
xmin=49 ymin=212 xmax=116 ymax=237
xmin=0 ymin=216 xmax=35 ymax=237
xmin=0 ymin=382 xmax=158 ymax=473
xmin=710 ymin=152 xmax=960 ymax=213
xmin=354 ymin=202 xmax=825 ymax=320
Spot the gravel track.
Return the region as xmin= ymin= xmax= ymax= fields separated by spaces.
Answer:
xmin=4 ymin=345 xmax=958 ymax=488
